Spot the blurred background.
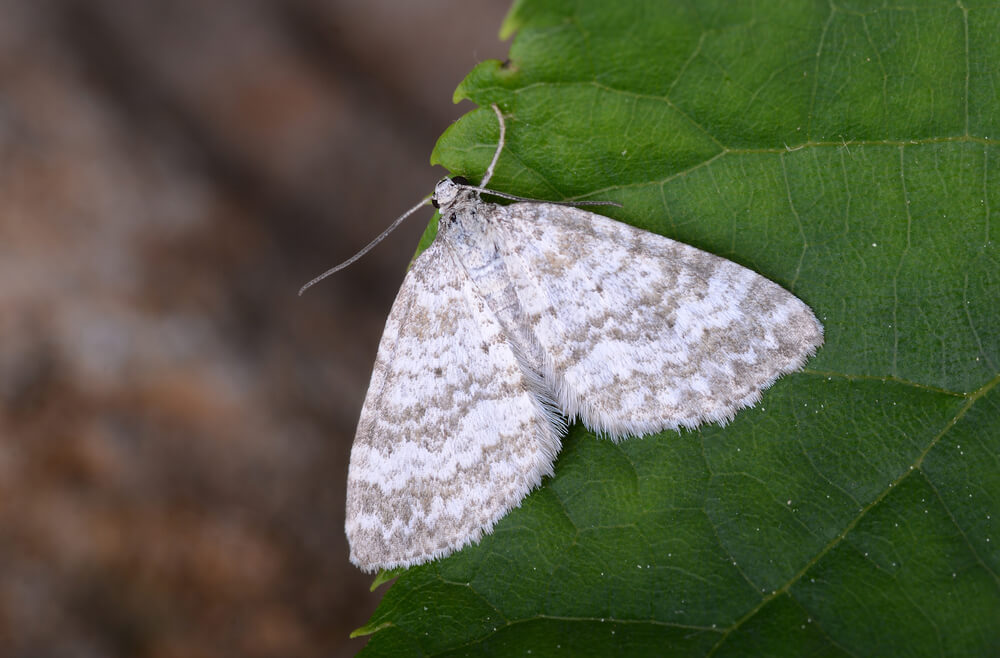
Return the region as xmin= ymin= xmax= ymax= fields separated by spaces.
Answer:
xmin=0 ymin=0 xmax=510 ymax=655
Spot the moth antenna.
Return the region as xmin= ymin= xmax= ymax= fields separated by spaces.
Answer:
xmin=473 ymin=105 xmax=621 ymax=208
xmin=456 ymin=183 xmax=623 ymax=208
xmin=480 ymin=104 xmax=505 ymax=188
xmin=299 ymin=195 xmax=432 ymax=296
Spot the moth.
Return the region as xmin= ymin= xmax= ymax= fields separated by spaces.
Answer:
xmin=317 ymin=105 xmax=823 ymax=572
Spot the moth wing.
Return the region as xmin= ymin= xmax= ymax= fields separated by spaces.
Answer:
xmin=345 ymin=240 xmax=562 ymax=572
xmin=498 ymin=203 xmax=823 ymax=438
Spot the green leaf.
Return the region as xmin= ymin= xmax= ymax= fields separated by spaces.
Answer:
xmin=360 ymin=1 xmax=1000 ymax=655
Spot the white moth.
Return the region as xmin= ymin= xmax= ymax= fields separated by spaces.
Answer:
xmin=335 ymin=105 xmax=823 ymax=572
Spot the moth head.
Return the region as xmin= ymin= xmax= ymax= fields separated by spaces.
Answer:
xmin=431 ymin=176 xmax=469 ymax=209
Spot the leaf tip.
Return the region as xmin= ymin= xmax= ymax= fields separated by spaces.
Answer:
xmin=498 ymin=0 xmax=525 ymax=40
xmin=349 ymin=621 xmax=392 ymax=639
xmin=370 ymin=566 xmax=404 ymax=591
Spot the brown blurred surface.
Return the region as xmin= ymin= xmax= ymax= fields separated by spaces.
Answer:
xmin=0 ymin=0 xmax=510 ymax=655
